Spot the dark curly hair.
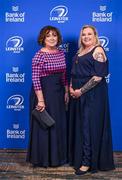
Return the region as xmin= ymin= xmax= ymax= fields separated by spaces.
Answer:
xmin=38 ymin=25 xmax=62 ymax=46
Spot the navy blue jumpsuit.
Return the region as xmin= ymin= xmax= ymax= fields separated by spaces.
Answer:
xmin=69 ymin=46 xmax=115 ymax=172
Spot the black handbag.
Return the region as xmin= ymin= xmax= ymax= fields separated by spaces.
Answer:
xmin=32 ymin=109 xmax=55 ymax=130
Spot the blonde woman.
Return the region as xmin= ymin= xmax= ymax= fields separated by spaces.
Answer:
xmin=69 ymin=25 xmax=115 ymax=175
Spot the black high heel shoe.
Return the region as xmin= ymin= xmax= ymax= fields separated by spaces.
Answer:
xmin=74 ymin=167 xmax=78 ymax=171
xmin=75 ymin=167 xmax=90 ymax=175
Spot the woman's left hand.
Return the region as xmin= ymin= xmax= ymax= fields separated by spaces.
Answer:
xmin=64 ymin=92 xmax=69 ymax=104
xmin=74 ymin=89 xmax=82 ymax=98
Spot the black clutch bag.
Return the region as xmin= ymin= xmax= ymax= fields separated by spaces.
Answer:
xmin=32 ymin=109 xmax=55 ymax=130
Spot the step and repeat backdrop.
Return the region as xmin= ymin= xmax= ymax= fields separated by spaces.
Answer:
xmin=0 ymin=0 xmax=121 ymax=150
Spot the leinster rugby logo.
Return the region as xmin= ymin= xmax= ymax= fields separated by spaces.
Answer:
xmin=6 ymin=95 xmax=24 ymax=111
xmin=6 ymin=36 xmax=24 ymax=53
xmin=99 ymin=36 xmax=109 ymax=51
xmin=50 ymin=5 xmax=68 ymax=23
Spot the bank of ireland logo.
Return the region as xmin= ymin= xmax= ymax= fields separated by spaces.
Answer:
xmin=50 ymin=5 xmax=68 ymax=23
xmin=6 ymin=66 xmax=25 ymax=83
xmin=99 ymin=36 xmax=109 ymax=51
xmin=6 ymin=95 xmax=24 ymax=111
xmin=5 ymin=6 xmax=25 ymax=23
xmin=6 ymin=36 xmax=24 ymax=53
xmin=92 ymin=5 xmax=113 ymax=22
xmin=7 ymin=123 xmax=25 ymax=139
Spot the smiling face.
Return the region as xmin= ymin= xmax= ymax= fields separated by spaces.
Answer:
xmin=81 ymin=27 xmax=97 ymax=48
xmin=44 ymin=30 xmax=58 ymax=49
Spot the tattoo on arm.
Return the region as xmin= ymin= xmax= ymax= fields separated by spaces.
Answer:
xmin=94 ymin=52 xmax=106 ymax=62
xmin=80 ymin=77 xmax=101 ymax=94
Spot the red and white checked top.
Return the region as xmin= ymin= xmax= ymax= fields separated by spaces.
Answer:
xmin=32 ymin=50 xmax=68 ymax=90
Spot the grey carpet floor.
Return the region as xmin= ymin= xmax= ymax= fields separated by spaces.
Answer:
xmin=0 ymin=150 xmax=121 ymax=180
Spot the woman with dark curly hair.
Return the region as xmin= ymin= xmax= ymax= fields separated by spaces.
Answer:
xmin=26 ymin=25 xmax=69 ymax=167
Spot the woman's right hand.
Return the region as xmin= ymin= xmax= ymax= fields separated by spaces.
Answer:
xmin=36 ymin=101 xmax=45 ymax=112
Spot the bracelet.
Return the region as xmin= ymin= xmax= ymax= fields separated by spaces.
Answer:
xmin=80 ymin=88 xmax=83 ymax=94
xmin=38 ymin=100 xmax=44 ymax=102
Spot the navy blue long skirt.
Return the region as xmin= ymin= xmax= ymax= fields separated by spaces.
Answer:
xmin=26 ymin=73 xmax=67 ymax=167
xmin=69 ymin=78 xmax=115 ymax=172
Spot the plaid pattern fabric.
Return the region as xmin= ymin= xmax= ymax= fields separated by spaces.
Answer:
xmin=32 ymin=50 xmax=68 ymax=90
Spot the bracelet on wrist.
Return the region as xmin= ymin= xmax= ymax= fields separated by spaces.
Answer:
xmin=80 ymin=88 xmax=83 ymax=94
xmin=38 ymin=100 xmax=44 ymax=102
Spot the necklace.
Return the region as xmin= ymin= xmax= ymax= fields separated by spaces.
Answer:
xmin=79 ymin=46 xmax=95 ymax=56
xmin=75 ymin=56 xmax=79 ymax=64
xmin=75 ymin=45 xmax=95 ymax=64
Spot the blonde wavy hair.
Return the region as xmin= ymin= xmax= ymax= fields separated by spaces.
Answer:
xmin=78 ymin=25 xmax=100 ymax=54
